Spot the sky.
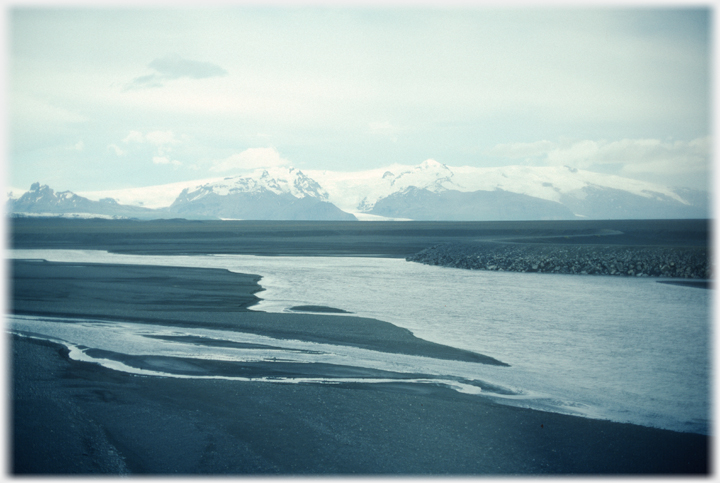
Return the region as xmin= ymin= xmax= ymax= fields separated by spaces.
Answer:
xmin=7 ymin=5 xmax=713 ymax=193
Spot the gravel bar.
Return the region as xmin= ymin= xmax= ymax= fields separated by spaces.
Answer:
xmin=407 ymin=242 xmax=710 ymax=279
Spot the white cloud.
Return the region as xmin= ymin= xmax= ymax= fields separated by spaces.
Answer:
xmin=119 ymin=130 xmax=182 ymax=164
xmin=74 ymin=141 xmax=84 ymax=151
xmin=546 ymin=140 xmax=601 ymax=169
xmin=614 ymin=138 xmax=710 ymax=177
xmin=546 ymin=137 xmax=710 ymax=176
xmin=108 ymin=144 xmax=125 ymax=156
xmin=123 ymin=129 xmax=178 ymax=151
xmin=145 ymin=130 xmax=179 ymax=156
xmin=123 ymin=131 xmax=145 ymax=144
xmin=210 ymin=147 xmax=288 ymax=173
xmin=145 ymin=130 xmax=178 ymax=146
xmin=489 ymin=136 xmax=710 ymax=181
xmin=152 ymin=156 xmax=181 ymax=166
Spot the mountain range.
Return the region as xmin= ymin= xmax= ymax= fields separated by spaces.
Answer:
xmin=7 ymin=161 xmax=710 ymax=221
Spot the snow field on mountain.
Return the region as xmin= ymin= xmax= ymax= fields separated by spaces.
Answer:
xmin=78 ymin=177 xmax=225 ymax=209
xmin=70 ymin=160 xmax=689 ymax=213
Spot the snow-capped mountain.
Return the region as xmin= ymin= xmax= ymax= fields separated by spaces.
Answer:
xmin=166 ymin=167 xmax=356 ymax=220
xmin=368 ymin=186 xmax=577 ymax=221
xmin=301 ymin=160 xmax=707 ymax=220
xmin=174 ymin=167 xmax=329 ymax=204
xmin=8 ymin=182 xmax=160 ymax=219
xmin=77 ymin=177 xmax=227 ymax=209
xmin=73 ymin=168 xmax=329 ymax=210
xmin=304 ymin=159 xmax=694 ymax=214
xmin=9 ymin=161 xmax=709 ymax=221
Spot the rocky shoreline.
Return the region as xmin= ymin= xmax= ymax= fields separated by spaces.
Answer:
xmin=406 ymin=242 xmax=711 ymax=279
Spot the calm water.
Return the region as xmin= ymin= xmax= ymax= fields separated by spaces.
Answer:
xmin=8 ymin=249 xmax=711 ymax=435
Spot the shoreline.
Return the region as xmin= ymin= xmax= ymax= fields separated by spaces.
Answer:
xmin=11 ymin=335 xmax=710 ymax=474
xmin=10 ymin=259 xmax=505 ymax=366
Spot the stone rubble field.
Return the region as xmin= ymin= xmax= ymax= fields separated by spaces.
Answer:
xmin=407 ymin=242 xmax=710 ymax=279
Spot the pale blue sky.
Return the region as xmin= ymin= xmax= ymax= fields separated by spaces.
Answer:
xmin=8 ymin=6 xmax=712 ymax=192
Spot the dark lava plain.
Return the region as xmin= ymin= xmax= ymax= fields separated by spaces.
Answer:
xmin=8 ymin=218 xmax=712 ymax=475
xmin=10 ymin=217 xmax=710 ymax=256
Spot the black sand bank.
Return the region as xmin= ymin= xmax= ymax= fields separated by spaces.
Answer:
xmin=10 ymin=259 xmax=502 ymax=365
xmin=8 ymin=257 xmax=710 ymax=475
xmin=11 ymin=335 xmax=709 ymax=475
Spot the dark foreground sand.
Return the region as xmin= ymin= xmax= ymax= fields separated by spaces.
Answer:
xmin=11 ymin=335 xmax=709 ymax=475
xmin=9 ymin=258 xmax=710 ymax=475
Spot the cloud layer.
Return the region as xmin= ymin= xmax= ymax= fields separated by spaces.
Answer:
xmin=490 ymin=137 xmax=710 ymax=180
xmin=116 ymin=130 xmax=182 ymax=167
xmin=210 ymin=148 xmax=288 ymax=173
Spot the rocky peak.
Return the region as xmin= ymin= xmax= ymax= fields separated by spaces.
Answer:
xmin=20 ymin=183 xmax=57 ymax=203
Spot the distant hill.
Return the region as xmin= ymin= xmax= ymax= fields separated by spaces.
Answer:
xmin=370 ymin=187 xmax=576 ymax=221
xmin=8 ymin=182 xmax=160 ymax=219
xmin=165 ymin=168 xmax=356 ymax=221
xmin=8 ymin=162 xmax=709 ymax=221
xmin=305 ymin=160 xmax=708 ymax=220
